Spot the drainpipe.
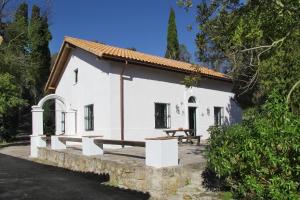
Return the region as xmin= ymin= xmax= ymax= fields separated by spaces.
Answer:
xmin=120 ymin=61 xmax=127 ymax=147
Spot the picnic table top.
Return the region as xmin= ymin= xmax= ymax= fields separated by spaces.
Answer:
xmin=163 ymin=129 xmax=194 ymax=132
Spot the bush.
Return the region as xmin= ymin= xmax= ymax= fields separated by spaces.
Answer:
xmin=207 ymin=91 xmax=300 ymax=199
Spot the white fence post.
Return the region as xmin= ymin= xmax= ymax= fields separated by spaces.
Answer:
xmin=145 ymin=138 xmax=178 ymax=168
xmin=32 ymin=106 xmax=44 ymax=136
xmin=30 ymin=106 xmax=45 ymax=158
xmin=30 ymin=135 xmax=46 ymax=158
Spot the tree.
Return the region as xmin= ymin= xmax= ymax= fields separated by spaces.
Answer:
xmin=165 ymin=7 xmax=180 ymax=60
xmin=28 ymin=5 xmax=52 ymax=103
xmin=0 ymin=73 xmax=25 ymax=140
xmin=178 ymin=0 xmax=300 ymax=109
xmin=0 ymin=1 xmax=52 ymax=140
xmin=178 ymin=44 xmax=191 ymax=62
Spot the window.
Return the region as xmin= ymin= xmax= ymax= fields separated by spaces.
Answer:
xmin=188 ymin=96 xmax=196 ymax=103
xmin=214 ymin=107 xmax=224 ymax=126
xmin=155 ymin=103 xmax=170 ymax=129
xmin=84 ymin=104 xmax=94 ymax=131
xmin=61 ymin=112 xmax=65 ymax=133
xmin=74 ymin=69 xmax=78 ymax=84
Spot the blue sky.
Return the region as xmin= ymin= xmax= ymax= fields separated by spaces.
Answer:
xmin=41 ymin=0 xmax=198 ymax=62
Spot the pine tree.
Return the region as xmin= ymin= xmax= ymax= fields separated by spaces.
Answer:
xmin=165 ymin=7 xmax=180 ymax=60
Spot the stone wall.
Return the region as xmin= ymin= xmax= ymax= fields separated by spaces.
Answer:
xmin=37 ymin=147 xmax=208 ymax=199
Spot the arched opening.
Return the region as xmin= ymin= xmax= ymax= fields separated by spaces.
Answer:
xmin=188 ymin=96 xmax=196 ymax=103
xmin=32 ymin=94 xmax=75 ymax=136
xmin=43 ymin=100 xmax=56 ymax=136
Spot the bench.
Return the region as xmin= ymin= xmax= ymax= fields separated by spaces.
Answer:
xmin=82 ymin=137 xmax=146 ymax=156
xmin=177 ymin=135 xmax=201 ymax=145
xmin=93 ymin=139 xmax=145 ymax=147
xmin=82 ymin=136 xmax=178 ymax=168
xmin=51 ymin=135 xmax=102 ymax=150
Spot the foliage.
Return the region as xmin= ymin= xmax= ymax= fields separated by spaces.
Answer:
xmin=28 ymin=5 xmax=52 ymax=103
xmin=259 ymin=30 xmax=300 ymax=113
xmin=178 ymin=44 xmax=191 ymax=62
xmin=0 ymin=73 xmax=26 ymax=140
xmin=182 ymin=73 xmax=200 ymax=88
xmin=0 ymin=73 xmax=25 ymax=114
xmin=178 ymin=0 xmax=300 ymax=109
xmin=0 ymin=1 xmax=52 ymax=140
xmin=165 ymin=7 xmax=180 ymax=60
xmin=207 ymin=91 xmax=300 ymax=199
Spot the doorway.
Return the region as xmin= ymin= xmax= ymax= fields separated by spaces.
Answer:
xmin=188 ymin=107 xmax=197 ymax=136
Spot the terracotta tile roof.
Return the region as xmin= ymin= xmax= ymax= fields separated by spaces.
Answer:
xmin=45 ymin=36 xmax=231 ymax=92
xmin=64 ymin=36 xmax=230 ymax=80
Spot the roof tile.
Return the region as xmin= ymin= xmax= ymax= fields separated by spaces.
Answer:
xmin=64 ymin=36 xmax=230 ymax=80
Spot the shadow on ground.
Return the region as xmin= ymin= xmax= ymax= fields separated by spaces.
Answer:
xmin=202 ymin=167 xmax=229 ymax=192
xmin=0 ymin=141 xmax=30 ymax=148
xmin=0 ymin=153 xmax=150 ymax=200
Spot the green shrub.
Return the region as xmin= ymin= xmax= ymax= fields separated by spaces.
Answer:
xmin=207 ymin=91 xmax=300 ymax=199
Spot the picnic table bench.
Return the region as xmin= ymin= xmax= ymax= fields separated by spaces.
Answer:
xmin=164 ymin=129 xmax=201 ymax=145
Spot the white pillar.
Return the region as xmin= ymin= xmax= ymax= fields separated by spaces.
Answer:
xmin=145 ymin=138 xmax=178 ymax=168
xmin=65 ymin=110 xmax=76 ymax=135
xmin=32 ymin=106 xmax=44 ymax=136
xmin=30 ymin=135 xmax=46 ymax=158
xmin=82 ymin=137 xmax=104 ymax=156
xmin=51 ymin=136 xmax=66 ymax=150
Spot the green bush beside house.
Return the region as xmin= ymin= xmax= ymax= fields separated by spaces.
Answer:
xmin=207 ymin=91 xmax=300 ymax=199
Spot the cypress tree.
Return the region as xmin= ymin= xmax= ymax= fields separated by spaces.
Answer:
xmin=9 ymin=2 xmax=28 ymax=53
xmin=165 ymin=7 xmax=180 ymax=60
xmin=29 ymin=5 xmax=52 ymax=103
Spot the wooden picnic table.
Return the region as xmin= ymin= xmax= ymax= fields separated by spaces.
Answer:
xmin=163 ymin=129 xmax=201 ymax=145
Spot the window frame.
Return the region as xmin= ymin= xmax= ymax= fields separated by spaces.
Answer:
xmin=61 ymin=112 xmax=65 ymax=133
xmin=84 ymin=104 xmax=94 ymax=131
xmin=154 ymin=102 xmax=171 ymax=129
xmin=74 ymin=68 xmax=78 ymax=84
xmin=214 ymin=106 xmax=224 ymax=126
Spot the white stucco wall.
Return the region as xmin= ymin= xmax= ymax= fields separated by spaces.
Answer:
xmin=55 ymin=48 xmax=242 ymax=140
xmin=55 ymin=48 xmax=112 ymax=138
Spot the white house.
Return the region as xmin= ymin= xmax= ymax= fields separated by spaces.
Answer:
xmin=42 ymin=36 xmax=241 ymax=142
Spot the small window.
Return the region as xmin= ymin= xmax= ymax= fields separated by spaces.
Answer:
xmin=214 ymin=107 xmax=224 ymax=126
xmin=155 ymin=103 xmax=170 ymax=129
xmin=188 ymin=96 xmax=196 ymax=103
xmin=84 ymin=104 xmax=94 ymax=131
xmin=61 ymin=112 xmax=65 ymax=133
xmin=74 ymin=69 xmax=78 ymax=84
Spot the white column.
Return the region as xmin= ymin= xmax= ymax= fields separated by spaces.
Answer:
xmin=82 ymin=137 xmax=104 ymax=156
xmin=51 ymin=136 xmax=66 ymax=150
xmin=31 ymin=106 xmax=44 ymax=136
xmin=65 ymin=110 xmax=76 ymax=135
xmin=145 ymin=138 xmax=178 ymax=168
xmin=30 ymin=135 xmax=46 ymax=158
